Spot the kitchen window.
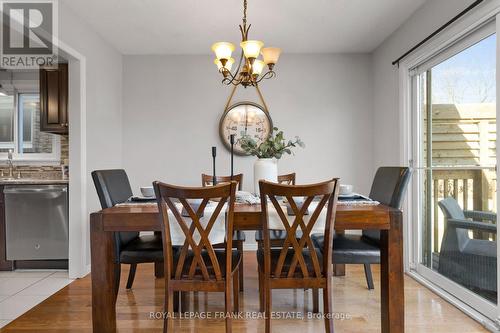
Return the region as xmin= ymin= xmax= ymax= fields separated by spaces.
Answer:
xmin=0 ymin=93 xmax=60 ymax=163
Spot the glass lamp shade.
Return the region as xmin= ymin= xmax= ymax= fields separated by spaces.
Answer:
xmin=261 ymin=47 xmax=281 ymax=65
xmin=214 ymin=57 xmax=235 ymax=71
xmin=211 ymin=42 xmax=235 ymax=60
xmin=251 ymin=59 xmax=265 ymax=76
xmin=240 ymin=40 xmax=264 ymax=59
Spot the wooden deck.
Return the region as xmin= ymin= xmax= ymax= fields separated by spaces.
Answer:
xmin=0 ymin=252 xmax=488 ymax=332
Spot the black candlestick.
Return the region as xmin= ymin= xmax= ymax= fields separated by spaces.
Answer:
xmin=230 ymin=134 xmax=235 ymax=180
xmin=212 ymin=146 xmax=217 ymax=185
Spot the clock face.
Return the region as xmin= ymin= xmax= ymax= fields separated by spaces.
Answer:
xmin=219 ymin=102 xmax=273 ymax=155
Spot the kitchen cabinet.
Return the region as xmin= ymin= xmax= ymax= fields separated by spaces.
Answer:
xmin=40 ymin=63 xmax=68 ymax=134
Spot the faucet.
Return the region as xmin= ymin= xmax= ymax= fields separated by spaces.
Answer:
xmin=7 ymin=149 xmax=14 ymax=178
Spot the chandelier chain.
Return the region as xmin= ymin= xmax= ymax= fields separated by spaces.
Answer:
xmin=242 ymin=0 xmax=247 ymax=27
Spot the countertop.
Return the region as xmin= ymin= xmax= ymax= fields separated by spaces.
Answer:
xmin=0 ymin=178 xmax=69 ymax=185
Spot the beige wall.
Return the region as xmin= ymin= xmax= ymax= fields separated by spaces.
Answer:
xmin=121 ymin=54 xmax=374 ymax=195
xmin=371 ymin=0 xmax=477 ymax=169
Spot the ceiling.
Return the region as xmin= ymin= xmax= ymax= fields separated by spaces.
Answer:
xmin=62 ymin=0 xmax=427 ymax=55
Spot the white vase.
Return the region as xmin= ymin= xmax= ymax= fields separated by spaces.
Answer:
xmin=254 ymin=158 xmax=278 ymax=196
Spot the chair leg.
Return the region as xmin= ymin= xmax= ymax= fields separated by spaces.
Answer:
xmin=258 ymin=267 xmax=264 ymax=312
xmin=155 ymin=261 xmax=164 ymax=278
xmin=264 ymin=275 xmax=271 ymax=333
xmin=180 ymin=292 xmax=189 ymax=312
xmin=173 ymin=291 xmax=179 ymax=313
xmin=233 ymin=271 xmax=240 ymax=312
xmin=164 ymin=288 xmax=173 ymax=333
xmin=237 ymin=241 xmax=244 ymax=292
xmin=126 ymin=263 xmax=137 ymax=289
xmin=114 ymin=263 xmax=121 ymax=299
xmin=323 ymin=278 xmax=334 ymax=333
xmin=225 ymin=276 xmax=233 ymax=333
xmin=363 ymin=263 xmax=375 ymax=290
xmin=312 ymin=288 xmax=319 ymax=313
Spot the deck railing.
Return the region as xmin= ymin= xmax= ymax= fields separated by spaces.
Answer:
xmin=430 ymin=168 xmax=496 ymax=251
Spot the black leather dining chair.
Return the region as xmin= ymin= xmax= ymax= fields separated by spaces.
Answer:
xmin=312 ymin=166 xmax=411 ymax=289
xmin=92 ymin=169 xmax=164 ymax=292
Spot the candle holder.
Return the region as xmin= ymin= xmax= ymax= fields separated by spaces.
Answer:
xmin=212 ymin=146 xmax=217 ymax=185
xmin=230 ymin=134 xmax=235 ymax=180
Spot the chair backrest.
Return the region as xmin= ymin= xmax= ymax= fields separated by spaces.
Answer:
xmin=91 ymin=169 xmax=133 ymax=208
xmin=278 ymin=172 xmax=296 ymax=185
xmin=259 ymin=179 xmax=339 ymax=279
xmin=201 ymin=173 xmax=243 ymax=191
xmin=438 ymin=197 xmax=466 ymax=220
xmin=91 ymin=169 xmax=139 ymax=256
xmin=438 ymin=197 xmax=470 ymax=246
xmin=362 ymin=167 xmax=411 ymax=242
xmin=153 ymin=181 xmax=237 ymax=282
xmin=369 ymin=167 xmax=412 ymax=208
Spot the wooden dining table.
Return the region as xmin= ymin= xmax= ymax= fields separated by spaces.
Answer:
xmin=90 ymin=203 xmax=404 ymax=333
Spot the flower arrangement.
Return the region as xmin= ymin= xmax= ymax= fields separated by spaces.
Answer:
xmin=239 ymin=127 xmax=305 ymax=159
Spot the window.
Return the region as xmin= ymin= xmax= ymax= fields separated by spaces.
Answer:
xmin=403 ymin=17 xmax=499 ymax=321
xmin=0 ymin=92 xmax=60 ymax=162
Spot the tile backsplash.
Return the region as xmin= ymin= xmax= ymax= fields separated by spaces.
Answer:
xmin=0 ymin=135 xmax=68 ymax=180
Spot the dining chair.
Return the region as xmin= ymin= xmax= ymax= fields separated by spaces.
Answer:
xmin=255 ymin=173 xmax=301 ymax=248
xmin=91 ymin=169 xmax=163 ymax=292
xmin=153 ymin=181 xmax=241 ymax=333
xmin=312 ymin=166 xmax=411 ymax=289
xmin=257 ymin=179 xmax=339 ymax=333
xmin=201 ymin=173 xmax=246 ymax=291
xmin=277 ymin=172 xmax=296 ymax=185
xmin=201 ymin=173 xmax=243 ymax=190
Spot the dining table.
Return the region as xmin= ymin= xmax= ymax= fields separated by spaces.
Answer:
xmin=90 ymin=202 xmax=404 ymax=333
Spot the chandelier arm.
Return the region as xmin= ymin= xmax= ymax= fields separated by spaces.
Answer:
xmin=222 ymin=70 xmax=240 ymax=85
xmin=255 ymin=71 xmax=276 ymax=83
xmin=221 ymin=50 xmax=245 ymax=85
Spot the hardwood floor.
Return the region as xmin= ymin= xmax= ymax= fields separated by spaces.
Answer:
xmin=0 ymin=252 xmax=488 ymax=332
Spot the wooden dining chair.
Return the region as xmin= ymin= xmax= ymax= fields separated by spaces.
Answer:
xmin=277 ymin=172 xmax=296 ymax=185
xmin=257 ymin=179 xmax=339 ymax=333
xmin=201 ymin=173 xmax=243 ymax=190
xmin=153 ymin=181 xmax=241 ymax=333
xmin=201 ymin=173 xmax=246 ymax=291
xmin=255 ymin=173 xmax=300 ymax=248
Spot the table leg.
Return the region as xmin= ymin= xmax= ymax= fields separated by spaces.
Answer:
xmin=154 ymin=232 xmax=164 ymax=278
xmin=380 ymin=210 xmax=404 ymax=333
xmin=91 ymin=213 xmax=117 ymax=333
xmin=333 ymin=231 xmax=346 ymax=276
xmin=332 ymin=264 xmax=345 ymax=276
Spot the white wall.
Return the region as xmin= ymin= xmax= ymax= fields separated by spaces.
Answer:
xmin=122 ymin=54 xmax=373 ymax=195
xmin=372 ymin=0 xmax=476 ymax=168
xmin=58 ymin=2 xmax=123 ymax=276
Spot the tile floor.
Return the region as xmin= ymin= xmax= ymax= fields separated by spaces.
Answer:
xmin=0 ymin=270 xmax=74 ymax=328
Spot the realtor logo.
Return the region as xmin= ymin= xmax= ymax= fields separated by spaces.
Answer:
xmin=0 ymin=0 xmax=58 ymax=69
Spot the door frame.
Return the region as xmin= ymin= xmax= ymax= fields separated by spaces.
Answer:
xmin=399 ymin=1 xmax=500 ymax=330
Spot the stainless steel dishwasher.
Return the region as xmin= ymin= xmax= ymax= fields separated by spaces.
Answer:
xmin=5 ymin=185 xmax=69 ymax=260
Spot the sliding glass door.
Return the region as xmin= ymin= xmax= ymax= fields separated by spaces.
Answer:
xmin=411 ymin=22 xmax=498 ymax=318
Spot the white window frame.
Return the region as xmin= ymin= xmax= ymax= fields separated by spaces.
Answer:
xmin=398 ymin=1 xmax=500 ymax=330
xmin=0 ymin=91 xmax=61 ymax=165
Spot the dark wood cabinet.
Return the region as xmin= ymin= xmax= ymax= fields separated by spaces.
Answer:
xmin=40 ymin=63 xmax=68 ymax=134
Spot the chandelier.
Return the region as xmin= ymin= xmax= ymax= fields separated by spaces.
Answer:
xmin=211 ymin=0 xmax=281 ymax=87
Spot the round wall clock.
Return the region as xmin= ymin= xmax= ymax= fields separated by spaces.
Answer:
xmin=219 ymin=102 xmax=273 ymax=156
